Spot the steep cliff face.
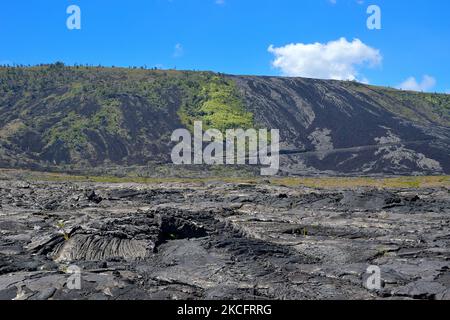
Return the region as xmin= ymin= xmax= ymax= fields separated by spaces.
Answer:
xmin=0 ymin=65 xmax=449 ymax=175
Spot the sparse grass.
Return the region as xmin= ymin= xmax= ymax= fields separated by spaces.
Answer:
xmin=4 ymin=169 xmax=448 ymax=189
xmin=273 ymin=176 xmax=450 ymax=189
xmin=0 ymin=119 xmax=26 ymax=139
xmin=56 ymin=220 xmax=70 ymax=241
xmin=39 ymin=173 xmax=259 ymax=185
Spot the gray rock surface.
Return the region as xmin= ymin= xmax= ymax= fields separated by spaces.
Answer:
xmin=0 ymin=179 xmax=449 ymax=300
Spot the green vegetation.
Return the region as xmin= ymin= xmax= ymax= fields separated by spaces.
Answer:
xmin=178 ymin=74 xmax=254 ymax=132
xmin=45 ymin=100 xmax=127 ymax=151
xmin=56 ymin=220 xmax=70 ymax=241
xmin=344 ymin=82 xmax=450 ymax=127
xmin=0 ymin=64 xmax=256 ymax=166
xmin=0 ymin=119 xmax=26 ymax=139
xmin=92 ymin=100 xmax=126 ymax=135
xmin=381 ymin=90 xmax=450 ymax=126
xmin=46 ymin=112 xmax=88 ymax=150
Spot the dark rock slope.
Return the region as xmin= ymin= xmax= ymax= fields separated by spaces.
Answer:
xmin=233 ymin=76 xmax=450 ymax=175
xmin=0 ymin=65 xmax=449 ymax=175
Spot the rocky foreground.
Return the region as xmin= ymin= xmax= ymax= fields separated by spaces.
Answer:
xmin=0 ymin=177 xmax=449 ymax=300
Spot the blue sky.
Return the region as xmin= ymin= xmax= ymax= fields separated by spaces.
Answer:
xmin=0 ymin=0 xmax=449 ymax=92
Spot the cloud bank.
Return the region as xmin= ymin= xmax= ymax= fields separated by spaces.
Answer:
xmin=268 ymin=38 xmax=382 ymax=82
xmin=397 ymin=75 xmax=436 ymax=92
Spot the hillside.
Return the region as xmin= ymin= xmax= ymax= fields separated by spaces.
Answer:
xmin=0 ymin=64 xmax=449 ymax=176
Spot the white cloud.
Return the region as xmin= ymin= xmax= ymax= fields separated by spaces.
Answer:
xmin=268 ymin=38 xmax=381 ymax=81
xmin=397 ymin=75 xmax=436 ymax=92
xmin=173 ymin=43 xmax=184 ymax=58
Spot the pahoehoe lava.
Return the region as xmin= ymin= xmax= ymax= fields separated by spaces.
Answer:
xmin=0 ymin=177 xmax=449 ymax=300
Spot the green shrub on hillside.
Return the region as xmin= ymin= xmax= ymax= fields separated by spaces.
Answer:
xmin=178 ymin=74 xmax=254 ymax=132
